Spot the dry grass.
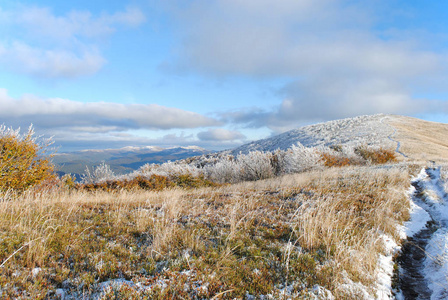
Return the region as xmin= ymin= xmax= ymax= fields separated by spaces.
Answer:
xmin=386 ymin=115 xmax=448 ymax=163
xmin=0 ymin=166 xmax=410 ymax=299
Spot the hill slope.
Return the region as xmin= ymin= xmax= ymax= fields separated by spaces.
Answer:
xmin=231 ymin=114 xmax=394 ymax=154
xmin=231 ymin=114 xmax=448 ymax=162
xmin=387 ymin=115 xmax=448 ymax=162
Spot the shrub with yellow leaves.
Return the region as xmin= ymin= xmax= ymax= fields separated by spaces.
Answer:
xmin=0 ymin=125 xmax=55 ymax=193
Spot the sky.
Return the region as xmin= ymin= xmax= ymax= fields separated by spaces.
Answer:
xmin=1 ymin=0 xmax=448 ymax=152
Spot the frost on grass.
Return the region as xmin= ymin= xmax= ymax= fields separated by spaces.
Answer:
xmin=0 ymin=165 xmax=410 ymax=299
xmin=87 ymin=142 xmax=397 ymax=187
xmin=77 ymin=114 xmax=398 ymax=187
xmin=231 ymin=114 xmax=395 ymax=155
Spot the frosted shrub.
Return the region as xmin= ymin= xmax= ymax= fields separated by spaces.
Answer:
xmin=205 ymin=158 xmax=241 ymax=183
xmin=204 ymin=151 xmax=276 ymax=183
xmin=123 ymin=143 xmax=395 ymax=186
xmin=339 ymin=144 xmax=363 ymax=162
xmin=139 ymin=161 xmax=204 ymax=178
xmin=282 ymin=144 xmax=323 ymax=173
xmin=83 ymin=162 xmax=115 ymax=184
xmin=270 ymin=149 xmax=286 ymax=176
xmin=236 ymin=151 xmax=274 ymax=181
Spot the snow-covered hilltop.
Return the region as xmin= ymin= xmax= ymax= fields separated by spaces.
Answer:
xmin=230 ymin=114 xmax=448 ymax=164
xmin=232 ymin=114 xmax=396 ymax=155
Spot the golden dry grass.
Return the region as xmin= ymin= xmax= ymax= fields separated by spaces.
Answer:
xmin=385 ymin=115 xmax=448 ymax=163
xmin=0 ymin=165 xmax=410 ymax=299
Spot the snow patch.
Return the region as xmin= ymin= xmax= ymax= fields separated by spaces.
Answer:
xmin=376 ymin=235 xmax=399 ymax=300
xmin=400 ymin=189 xmax=431 ymax=239
xmin=424 ymin=227 xmax=448 ymax=299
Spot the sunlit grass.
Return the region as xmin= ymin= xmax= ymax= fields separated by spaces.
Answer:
xmin=0 ymin=166 xmax=410 ymax=299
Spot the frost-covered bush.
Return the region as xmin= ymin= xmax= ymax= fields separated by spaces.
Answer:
xmin=82 ymin=162 xmax=115 ymax=184
xmin=205 ymin=157 xmax=241 ymax=183
xmin=282 ymin=144 xmax=323 ymax=174
xmin=236 ymin=150 xmax=275 ymax=181
xmin=205 ymin=151 xmax=279 ymax=183
xmin=138 ymin=161 xmax=204 ymax=178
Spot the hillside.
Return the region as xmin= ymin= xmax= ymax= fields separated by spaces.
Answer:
xmin=231 ymin=114 xmax=394 ymax=154
xmin=231 ymin=114 xmax=448 ymax=163
xmin=387 ymin=115 xmax=448 ymax=162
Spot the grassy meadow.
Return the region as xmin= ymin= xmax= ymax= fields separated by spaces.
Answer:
xmin=0 ymin=125 xmax=416 ymax=299
xmin=0 ymin=166 xmax=412 ymax=299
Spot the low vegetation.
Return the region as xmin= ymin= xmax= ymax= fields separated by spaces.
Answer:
xmin=79 ymin=174 xmax=219 ymax=192
xmin=0 ymin=166 xmax=410 ymax=299
xmin=79 ymin=143 xmax=397 ymax=190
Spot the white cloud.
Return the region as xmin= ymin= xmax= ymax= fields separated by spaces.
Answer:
xmin=197 ymin=128 xmax=246 ymax=141
xmin=103 ymin=6 xmax=146 ymax=27
xmin=0 ymin=89 xmax=219 ymax=130
xmin=0 ymin=42 xmax=105 ymax=78
xmin=14 ymin=5 xmax=145 ymax=41
xmin=0 ymin=4 xmax=145 ymax=79
xmin=0 ymin=88 xmax=233 ymax=150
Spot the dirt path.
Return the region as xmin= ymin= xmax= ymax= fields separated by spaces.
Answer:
xmin=381 ymin=117 xmax=408 ymax=158
xmin=396 ymin=167 xmax=448 ymax=299
xmin=397 ymin=178 xmax=434 ymax=299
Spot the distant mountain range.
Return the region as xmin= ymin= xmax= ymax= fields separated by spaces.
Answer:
xmin=52 ymin=146 xmax=210 ymax=179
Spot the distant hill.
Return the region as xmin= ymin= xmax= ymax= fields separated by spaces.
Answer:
xmin=230 ymin=114 xmax=448 ymax=162
xmin=230 ymin=114 xmax=394 ymax=154
xmin=53 ymin=146 xmax=210 ymax=178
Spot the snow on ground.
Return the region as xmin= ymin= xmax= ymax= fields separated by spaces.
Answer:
xmin=419 ymin=168 xmax=448 ymax=299
xmin=398 ymin=167 xmax=448 ymax=299
xmin=425 ymin=228 xmax=448 ymax=299
xmin=400 ymin=195 xmax=431 ymax=239
xmin=377 ymin=235 xmax=400 ymax=300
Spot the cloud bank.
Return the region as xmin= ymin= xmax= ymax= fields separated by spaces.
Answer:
xmin=0 ymin=89 xmax=218 ymax=130
xmin=0 ymin=89 xmax=224 ymax=150
xmin=165 ymin=0 xmax=448 ymax=131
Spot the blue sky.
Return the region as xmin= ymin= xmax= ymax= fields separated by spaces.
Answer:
xmin=1 ymin=0 xmax=448 ymax=151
